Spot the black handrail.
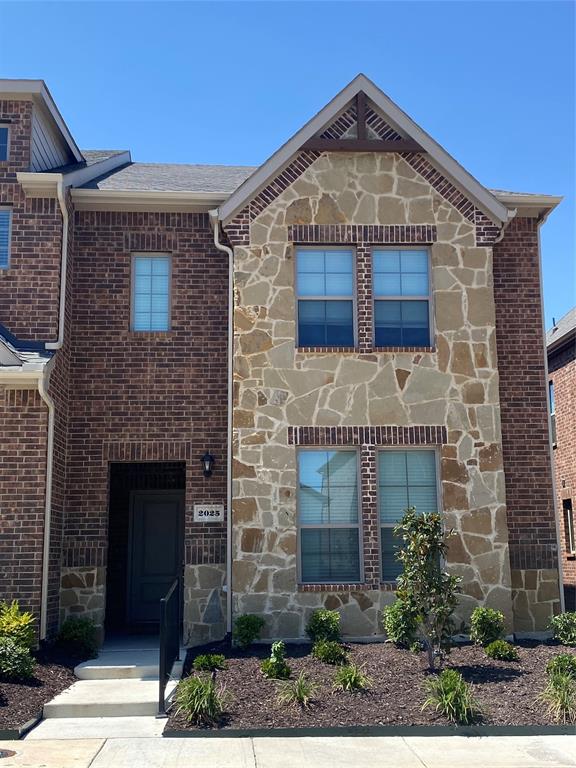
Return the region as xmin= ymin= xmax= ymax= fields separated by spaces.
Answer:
xmin=158 ymin=576 xmax=180 ymax=717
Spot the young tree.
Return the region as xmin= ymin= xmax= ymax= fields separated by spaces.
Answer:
xmin=393 ymin=507 xmax=461 ymax=670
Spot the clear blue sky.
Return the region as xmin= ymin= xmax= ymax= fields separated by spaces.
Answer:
xmin=1 ymin=0 xmax=574 ymax=327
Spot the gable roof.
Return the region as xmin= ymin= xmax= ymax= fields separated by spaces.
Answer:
xmin=218 ymin=74 xmax=511 ymax=226
xmin=547 ymin=306 xmax=576 ymax=354
xmin=81 ymin=162 xmax=256 ymax=193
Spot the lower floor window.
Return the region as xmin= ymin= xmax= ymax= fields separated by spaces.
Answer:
xmin=563 ymin=499 xmax=575 ymax=554
xmin=298 ymin=450 xmax=361 ymax=583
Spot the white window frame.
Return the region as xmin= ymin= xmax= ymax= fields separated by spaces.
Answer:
xmin=372 ymin=246 xmax=434 ymax=347
xmin=131 ymin=253 xmax=172 ymax=332
xmin=377 ymin=447 xmax=442 ymax=582
xmin=0 ymin=125 xmax=9 ymax=162
xmin=563 ymin=499 xmax=575 ymax=556
xmin=296 ymin=446 xmax=363 ymax=584
xmin=295 ymin=245 xmax=357 ymax=348
xmin=0 ymin=207 xmax=12 ymax=270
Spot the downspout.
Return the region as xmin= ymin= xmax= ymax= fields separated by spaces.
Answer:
xmin=46 ymin=178 xmax=68 ymax=350
xmin=210 ymin=210 xmax=234 ymax=634
xmin=37 ymin=370 xmax=55 ymax=640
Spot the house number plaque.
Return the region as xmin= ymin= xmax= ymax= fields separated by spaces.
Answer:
xmin=193 ymin=503 xmax=225 ymax=523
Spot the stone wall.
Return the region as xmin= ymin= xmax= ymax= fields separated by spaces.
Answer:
xmin=228 ymin=151 xmax=514 ymax=639
xmin=183 ymin=563 xmax=226 ymax=646
xmin=60 ymin=566 xmax=106 ymax=644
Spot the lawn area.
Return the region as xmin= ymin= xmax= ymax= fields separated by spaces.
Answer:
xmin=167 ymin=638 xmax=576 ymax=731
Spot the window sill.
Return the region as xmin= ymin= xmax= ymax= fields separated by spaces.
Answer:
xmin=373 ymin=346 xmax=435 ymax=353
xmin=297 ymin=347 xmax=359 ymax=354
xmin=296 ymin=346 xmax=435 ymax=354
xmin=298 ymin=583 xmax=369 ymax=592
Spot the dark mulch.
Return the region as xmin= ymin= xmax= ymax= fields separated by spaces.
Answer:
xmin=167 ymin=638 xmax=576 ymax=731
xmin=0 ymin=647 xmax=78 ymax=731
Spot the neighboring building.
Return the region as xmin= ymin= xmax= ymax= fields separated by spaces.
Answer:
xmin=0 ymin=75 xmax=564 ymax=647
xmin=547 ymin=307 xmax=576 ymax=611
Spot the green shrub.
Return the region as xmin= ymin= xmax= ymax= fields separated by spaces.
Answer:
xmin=333 ymin=663 xmax=371 ymax=692
xmin=538 ymin=671 xmax=576 ymax=724
xmin=311 ymin=639 xmax=348 ymax=665
xmin=484 ymin=639 xmax=519 ymax=662
xmin=233 ymin=614 xmax=265 ymax=649
xmin=305 ymin=609 xmax=341 ymax=643
xmin=0 ymin=600 xmax=36 ymax=650
xmin=423 ymin=669 xmax=483 ymax=725
xmin=57 ymin=617 xmax=99 ymax=659
xmin=261 ymin=641 xmax=291 ymax=680
xmin=546 ymin=654 xmax=576 ymax=680
xmin=470 ymin=607 xmax=505 ymax=647
xmin=174 ymin=674 xmax=228 ymax=726
xmin=382 ymin=599 xmax=418 ymax=648
xmin=277 ymin=671 xmax=317 ymax=708
xmin=193 ymin=654 xmax=227 ymax=672
xmin=0 ymin=637 xmax=36 ymax=680
xmin=549 ymin=613 xmax=576 ymax=647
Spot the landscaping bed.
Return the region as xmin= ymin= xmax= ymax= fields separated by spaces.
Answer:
xmin=0 ymin=647 xmax=77 ymax=735
xmin=166 ymin=638 xmax=576 ymax=732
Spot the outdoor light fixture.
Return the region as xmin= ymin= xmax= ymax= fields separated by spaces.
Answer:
xmin=201 ymin=451 xmax=215 ymax=478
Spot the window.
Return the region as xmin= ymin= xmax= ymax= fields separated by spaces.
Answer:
xmin=298 ymin=449 xmax=361 ymax=583
xmin=373 ymin=249 xmax=431 ymax=347
xmin=0 ymin=209 xmax=11 ymax=269
xmin=0 ymin=127 xmax=8 ymax=161
xmin=549 ymin=380 xmax=557 ymax=446
xmin=564 ymin=499 xmax=575 ymax=555
xmin=296 ymin=247 xmax=355 ymax=347
xmin=379 ymin=450 xmax=438 ymax=580
xmin=132 ymin=254 xmax=171 ymax=331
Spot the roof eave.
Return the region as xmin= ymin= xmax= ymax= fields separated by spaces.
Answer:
xmin=17 ymin=151 xmax=132 ymax=196
xmin=70 ymin=188 xmax=228 ymax=212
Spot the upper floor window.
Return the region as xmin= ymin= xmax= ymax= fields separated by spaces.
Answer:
xmin=549 ymin=380 xmax=557 ymax=446
xmin=379 ymin=449 xmax=438 ymax=581
xmin=0 ymin=127 xmax=8 ymax=161
xmin=0 ymin=209 xmax=11 ymax=269
xmin=132 ymin=254 xmax=171 ymax=331
xmin=373 ymin=249 xmax=431 ymax=347
xmin=298 ymin=449 xmax=361 ymax=583
xmin=296 ymin=247 xmax=355 ymax=347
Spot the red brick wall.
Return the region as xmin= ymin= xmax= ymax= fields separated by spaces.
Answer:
xmin=493 ymin=217 xmax=559 ymax=572
xmin=63 ymin=211 xmax=228 ymax=572
xmin=0 ymin=388 xmax=47 ymax=618
xmin=0 ymin=99 xmax=62 ymax=341
xmin=549 ymin=341 xmax=576 ymax=604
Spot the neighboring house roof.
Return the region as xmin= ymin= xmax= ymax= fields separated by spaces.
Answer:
xmin=547 ymin=307 xmax=576 ymax=355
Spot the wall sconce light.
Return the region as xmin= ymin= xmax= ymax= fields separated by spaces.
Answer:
xmin=201 ymin=451 xmax=215 ymax=478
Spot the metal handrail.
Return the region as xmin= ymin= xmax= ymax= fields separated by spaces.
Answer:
xmin=157 ymin=576 xmax=180 ymax=717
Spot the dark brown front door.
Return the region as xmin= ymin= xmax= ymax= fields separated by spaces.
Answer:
xmin=127 ymin=490 xmax=184 ymax=630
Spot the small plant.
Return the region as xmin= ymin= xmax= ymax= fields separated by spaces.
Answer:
xmin=233 ymin=614 xmax=265 ymax=649
xmin=261 ymin=641 xmax=291 ymax=680
xmin=193 ymin=653 xmax=227 ymax=672
xmin=0 ymin=637 xmax=36 ymax=680
xmin=382 ymin=599 xmax=418 ymax=648
xmin=57 ymin=617 xmax=99 ymax=659
xmin=423 ymin=668 xmax=483 ymax=725
xmin=546 ymin=654 xmax=576 ymax=680
xmin=333 ymin=663 xmax=371 ymax=692
xmin=0 ymin=600 xmax=36 ymax=650
xmin=305 ymin=608 xmax=341 ymax=643
xmin=470 ymin=607 xmax=505 ymax=647
xmin=549 ymin=612 xmax=576 ymax=647
xmin=277 ymin=671 xmax=317 ymax=708
xmin=484 ymin=639 xmax=519 ymax=662
xmin=538 ymin=671 xmax=576 ymax=724
xmin=311 ymin=639 xmax=348 ymax=665
xmin=174 ymin=674 xmax=228 ymax=726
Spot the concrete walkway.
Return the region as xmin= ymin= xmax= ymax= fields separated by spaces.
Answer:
xmin=2 ymin=734 xmax=575 ymax=767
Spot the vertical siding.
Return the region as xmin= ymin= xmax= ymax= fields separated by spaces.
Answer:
xmin=31 ymin=108 xmax=71 ymax=171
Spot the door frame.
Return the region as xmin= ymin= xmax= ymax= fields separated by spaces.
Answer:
xmin=126 ymin=489 xmax=185 ymax=631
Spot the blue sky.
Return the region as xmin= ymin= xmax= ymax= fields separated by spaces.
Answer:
xmin=0 ymin=0 xmax=574 ymax=326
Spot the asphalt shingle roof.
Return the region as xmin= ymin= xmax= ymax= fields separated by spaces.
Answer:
xmin=50 ymin=149 xmax=129 ymax=175
xmin=547 ymin=306 xmax=576 ymax=349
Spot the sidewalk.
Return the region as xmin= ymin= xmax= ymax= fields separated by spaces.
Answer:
xmin=1 ymin=734 xmax=575 ymax=767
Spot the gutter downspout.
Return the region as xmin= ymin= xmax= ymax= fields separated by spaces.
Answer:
xmin=210 ymin=210 xmax=234 ymax=634
xmin=46 ymin=178 xmax=68 ymax=350
xmin=37 ymin=370 xmax=55 ymax=640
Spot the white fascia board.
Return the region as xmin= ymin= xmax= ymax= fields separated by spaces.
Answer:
xmin=17 ymin=151 xmax=132 ymax=196
xmin=16 ymin=172 xmax=63 ymax=197
xmin=62 ymin=151 xmax=132 ymax=187
xmin=492 ymin=192 xmax=563 ymax=209
xmin=71 ymin=188 xmax=227 ymax=212
xmin=219 ymin=73 xmax=510 ymax=226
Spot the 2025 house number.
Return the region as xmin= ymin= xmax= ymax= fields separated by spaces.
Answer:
xmin=193 ymin=504 xmax=225 ymax=523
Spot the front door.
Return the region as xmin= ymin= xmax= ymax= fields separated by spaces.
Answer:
xmin=127 ymin=490 xmax=184 ymax=630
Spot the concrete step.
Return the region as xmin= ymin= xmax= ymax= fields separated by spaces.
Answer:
xmin=43 ymin=678 xmax=178 ymax=718
xmin=75 ymin=650 xmax=184 ymax=680
xmin=26 ymin=715 xmax=166 ymax=739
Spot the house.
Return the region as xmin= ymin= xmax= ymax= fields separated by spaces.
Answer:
xmin=0 ymin=75 xmax=564 ymax=647
xmin=547 ymin=307 xmax=576 ymax=611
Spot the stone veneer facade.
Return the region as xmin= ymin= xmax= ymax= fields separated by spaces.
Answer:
xmin=226 ymin=151 xmax=518 ymax=639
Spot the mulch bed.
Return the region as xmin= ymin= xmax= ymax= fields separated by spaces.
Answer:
xmin=166 ymin=638 xmax=576 ymax=731
xmin=0 ymin=647 xmax=78 ymax=732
